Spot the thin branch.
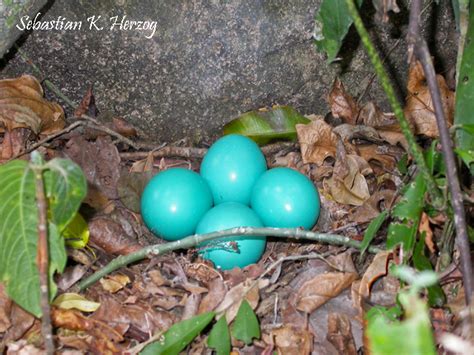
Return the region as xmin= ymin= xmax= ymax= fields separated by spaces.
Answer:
xmin=31 ymin=157 xmax=55 ymax=354
xmin=77 ymin=227 xmax=384 ymax=291
xmin=408 ymin=0 xmax=473 ymax=305
xmin=345 ymin=0 xmax=444 ymax=210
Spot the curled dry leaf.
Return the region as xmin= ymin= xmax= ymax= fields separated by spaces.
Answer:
xmin=419 ymin=212 xmax=436 ymax=254
xmin=267 ymin=326 xmax=313 ymax=355
xmin=64 ymin=135 xmax=121 ymax=199
xmin=296 ymin=253 xmax=358 ymax=313
xmin=296 ymin=118 xmax=337 ymax=165
xmin=327 ymin=313 xmax=357 ymax=355
xmin=325 ymin=140 xmax=371 ymax=206
xmin=353 ymin=250 xmax=391 ymax=317
xmin=88 ymin=216 xmax=142 ymax=255
xmin=356 ymin=144 xmax=399 ymax=173
xmin=351 ymin=189 xmax=396 ymax=224
xmin=100 ymin=274 xmax=131 ymax=294
xmin=198 ymin=277 xmax=227 ymax=314
xmin=328 ymin=78 xmax=359 ymax=125
xmin=74 ymin=86 xmax=98 ymax=118
xmin=405 ymin=61 xmax=454 ymax=138
xmin=0 ymin=75 xmax=65 ymax=135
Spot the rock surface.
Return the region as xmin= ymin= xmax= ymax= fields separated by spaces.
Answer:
xmin=0 ymin=0 xmax=456 ymax=143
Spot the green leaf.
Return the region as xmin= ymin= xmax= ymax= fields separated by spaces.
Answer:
xmin=141 ymin=312 xmax=215 ymax=355
xmin=360 ymin=211 xmax=388 ymax=257
xmin=392 ymin=175 xmax=426 ymax=221
xmin=366 ymin=292 xmax=436 ymax=355
xmin=397 ymin=153 xmax=409 ymax=175
xmin=223 ymin=106 xmax=310 ymax=145
xmin=231 ymin=300 xmax=260 ymax=345
xmin=0 ymin=158 xmax=86 ymax=317
xmin=62 ymin=213 xmax=89 ymax=249
xmin=455 ymin=0 xmax=474 ymax=175
xmin=455 ymin=148 xmax=474 ymax=167
xmin=52 ymin=292 xmax=101 ymax=312
xmin=44 ymin=158 xmax=87 ymax=231
xmin=413 ymin=235 xmax=446 ymax=307
xmin=208 ymin=316 xmax=231 ymax=355
xmin=386 ymin=223 xmax=417 ymax=252
xmin=457 ymin=123 xmax=474 ymax=135
xmin=313 ymin=0 xmax=363 ymax=62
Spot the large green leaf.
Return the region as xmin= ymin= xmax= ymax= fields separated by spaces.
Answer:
xmin=313 ymin=0 xmax=363 ymax=62
xmin=231 ymin=300 xmax=260 ymax=345
xmin=223 ymin=106 xmax=310 ymax=145
xmin=141 ymin=312 xmax=215 ymax=355
xmin=0 ymin=158 xmax=86 ymax=316
xmin=455 ymin=0 xmax=474 ymax=175
xmin=366 ymin=292 xmax=436 ymax=355
xmin=207 ymin=315 xmax=231 ymax=355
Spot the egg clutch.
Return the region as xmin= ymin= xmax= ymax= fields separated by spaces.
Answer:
xmin=140 ymin=134 xmax=321 ymax=270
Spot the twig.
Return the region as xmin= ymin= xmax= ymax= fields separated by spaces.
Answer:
xmin=8 ymin=120 xmax=85 ymax=162
xmin=408 ymin=0 xmax=473 ymax=305
xmin=119 ymin=142 xmax=298 ymax=161
xmin=345 ymin=0 xmax=444 ymax=210
xmin=31 ymin=153 xmax=55 ymax=354
xmin=77 ymin=227 xmax=384 ymax=291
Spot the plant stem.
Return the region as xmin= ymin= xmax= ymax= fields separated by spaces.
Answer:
xmin=345 ymin=0 xmax=444 ymax=210
xmin=408 ymin=0 xmax=473 ymax=305
xmin=32 ymin=164 xmax=55 ymax=354
xmin=77 ymin=227 xmax=384 ymax=290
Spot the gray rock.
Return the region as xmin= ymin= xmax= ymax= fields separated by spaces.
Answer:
xmin=0 ymin=0 xmax=456 ymax=143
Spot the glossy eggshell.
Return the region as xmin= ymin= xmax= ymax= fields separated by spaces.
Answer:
xmin=196 ymin=202 xmax=266 ymax=270
xmin=250 ymin=167 xmax=320 ymax=229
xmin=140 ymin=168 xmax=213 ymax=240
xmin=200 ymin=134 xmax=267 ymax=205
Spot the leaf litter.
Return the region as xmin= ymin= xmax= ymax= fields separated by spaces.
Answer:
xmin=0 ymin=64 xmax=464 ymax=354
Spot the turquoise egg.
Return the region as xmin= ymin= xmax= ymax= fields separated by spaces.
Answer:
xmin=250 ymin=167 xmax=320 ymax=229
xmin=200 ymin=134 xmax=267 ymax=205
xmin=196 ymin=202 xmax=266 ymax=270
xmin=140 ymin=168 xmax=213 ymax=240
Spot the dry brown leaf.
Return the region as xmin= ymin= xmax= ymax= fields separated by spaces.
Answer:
xmin=327 ymin=313 xmax=357 ymax=355
xmin=296 ymin=118 xmax=337 ymax=165
xmin=100 ymin=274 xmax=131 ymax=293
xmin=0 ymin=75 xmax=65 ymax=135
xmin=374 ymin=0 xmax=400 ymax=22
xmin=198 ymin=277 xmax=227 ymax=314
xmin=64 ymin=135 xmax=121 ymax=199
xmin=268 ymin=326 xmax=313 ymax=355
xmin=74 ymin=86 xmax=98 ymax=118
xmin=419 ymin=212 xmax=436 ymax=254
xmin=353 ymin=250 xmax=391 ymax=317
xmin=88 ymin=217 xmax=142 ymax=256
xmin=0 ymin=283 xmax=12 ymax=333
xmin=325 ymin=141 xmax=371 ymax=206
xmin=215 ymin=279 xmax=267 ymax=323
xmin=405 ymin=61 xmax=454 ymax=137
xmin=357 ymin=144 xmax=398 ymax=173
xmin=112 ymin=117 xmax=137 ymax=137
xmin=181 ymin=293 xmax=201 ymax=320
xmin=351 ymin=190 xmax=396 ymax=224
xmin=328 ymin=78 xmax=359 ymax=124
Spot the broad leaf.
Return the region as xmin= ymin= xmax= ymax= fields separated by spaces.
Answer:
xmin=231 ymin=300 xmax=260 ymax=345
xmin=0 ymin=158 xmax=85 ymax=316
xmin=141 ymin=312 xmax=215 ymax=355
xmin=44 ymin=158 xmax=87 ymax=231
xmin=360 ymin=211 xmax=388 ymax=257
xmin=208 ymin=315 xmax=231 ymax=355
xmin=52 ymin=292 xmax=100 ymax=312
xmin=366 ymin=292 xmax=436 ymax=355
xmin=313 ymin=0 xmax=363 ymax=62
xmin=455 ymin=0 xmax=474 ymax=174
xmin=223 ymin=106 xmax=310 ymax=145
xmin=455 ymin=148 xmax=474 ymax=168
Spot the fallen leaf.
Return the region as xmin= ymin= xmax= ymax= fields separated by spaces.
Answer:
xmin=0 ymin=128 xmax=30 ymax=160
xmin=351 ymin=190 xmax=396 ymax=224
xmin=182 ymin=293 xmax=202 ymax=320
xmin=0 ymin=75 xmax=65 ymax=135
xmin=57 ymin=265 xmax=88 ymax=291
xmin=333 ymin=123 xmax=384 ymax=145
xmin=296 ymin=253 xmax=358 ymax=314
xmin=405 ymin=61 xmax=454 ymax=137
xmin=100 ymin=274 xmax=131 ymax=293
xmin=52 ymin=293 xmax=101 ymax=313
xmin=328 ymin=78 xmax=359 ymax=125
xmin=327 ymin=313 xmax=357 ymax=355
xmin=419 ymin=212 xmax=436 ymax=254
xmin=325 ymin=140 xmax=371 ymax=206
xmin=0 ymin=283 xmax=12 ymax=332
xmin=88 ymin=217 xmax=142 ymax=255
xmin=373 ymin=0 xmax=400 ymax=22
xmin=64 ymin=135 xmax=121 ymax=199
xmin=296 ymin=118 xmax=337 ymax=165
xmin=268 ymin=326 xmax=313 ymax=355
xmin=198 ymin=277 xmax=227 ymax=314
xmin=353 ymin=250 xmax=391 ymax=317
xmin=112 ymin=117 xmax=137 ymax=137
xmin=74 ymin=86 xmax=98 ymax=118
xmin=356 ymin=144 xmax=399 ymax=173
xmin=6 ymin=341 xmax=43 ymax=354
xmin=117 ymin=170 xmax=151 ymax=213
